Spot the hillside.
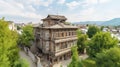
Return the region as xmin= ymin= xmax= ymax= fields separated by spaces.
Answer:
xmin=74 ymin=18 xmax=120 ymax=26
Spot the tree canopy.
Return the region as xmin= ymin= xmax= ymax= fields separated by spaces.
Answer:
xmin=87 ymin=25 xmax=100 ymax=38
xmin=87 ymin=32 xmax=118 ymax=58
xmin=76 ymin=30 xmax=82 ymax=37
xmin=96 ymin=47 xmax=120 ymax=67
xmin=18 ymin=25 xmax=34 ymax=47
xmin=77 ymin=34 xmax=88 ymax=54
xmin=0 ymin=18 xmax=19 ymax=67
xmin=0 ymin=18 xmax=29 ymax=67
xmin=68 ymin=46 xmax=83 ymax=67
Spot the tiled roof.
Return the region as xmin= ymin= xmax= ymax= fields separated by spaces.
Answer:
xmin=42 ymin=15 xmax=67 ymax=20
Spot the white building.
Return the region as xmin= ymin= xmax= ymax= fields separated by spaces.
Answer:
xmin=7 ymin=21 xmax=16 ymax=31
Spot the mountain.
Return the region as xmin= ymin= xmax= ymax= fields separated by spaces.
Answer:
xmin=74 ymin=21 xmax=104 ymax=25
xmin=73 ymin=18 xmax=120 ymax=26
xmin=101 ymin=18 xmax=120 ymax=26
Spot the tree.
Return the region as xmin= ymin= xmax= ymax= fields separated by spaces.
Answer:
xmin=18 ymin=25 xmax=34 ymax=47
xmin=0 ymin=18 xmax=19 ymax=67
xmin=14 ymin=59 xmax=29 ymax=67
xmin=100 ymin=26 xmax=104 ymax=31
xmin=0 ymin=18 xmax=29 ymax=67
xmin=87 ymin=32 xmax=118 ymax=58
xmin=96 ymin=47 xmax=120 ymax=67
xmin=17 ymin=26 xmax=21 ymax=30
xmin=68 ymin=46 xmax=84 ymax=67
xmin=76 ymin=30 xmax=82 ymax=37
xmin=77 ymin=34 xmax=88 ymax=54
xmin=87 ymin=25 xmax=100 ymax=38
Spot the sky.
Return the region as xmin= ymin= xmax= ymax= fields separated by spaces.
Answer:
xmin=0 ymin=0 xmax=120 ymax=23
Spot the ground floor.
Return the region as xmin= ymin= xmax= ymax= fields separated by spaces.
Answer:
xmin=49 ymin=51 xmax=72 ymax=65
xmin=38 ymin=50 xmax=72 ymax=67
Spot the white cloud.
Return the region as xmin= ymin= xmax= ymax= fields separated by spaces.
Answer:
xmin=58 ymin=0 xmax=66 ymax=4
xmin=80 ymin=8 xmax=95 ymax=16
xmin=99 ymin=0 xmax=111 ymax=3
xmin=82 ymin=0 xmax=111 ymax=7
xmin=0 ymin=0 xmax=42 ymax=22
xmin=66 ymin=1 xmax=80 ymax=9
xmin=27 ymin=0 xmax=53 ymax=7
xmin=85 ymin=0 xmax=98 ymax=4
xmin=65 ymin=7 xmax=97 ymax=22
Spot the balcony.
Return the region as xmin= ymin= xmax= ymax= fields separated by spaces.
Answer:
xmin=54 ymin=35 xmax=77 ymax=40
xmin=54 ymin=37 xmax=77 ymax=43
xmin=55 ymin=48 xmax=71 ymax=56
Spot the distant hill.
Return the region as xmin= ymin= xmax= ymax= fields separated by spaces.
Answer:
xmin=101 ymin=18 xmax=120 ymax=26
xmin=74 ymin=21 xmax=104 ymax=25
xmin=73 ymin=18 xmax=120 ymax=26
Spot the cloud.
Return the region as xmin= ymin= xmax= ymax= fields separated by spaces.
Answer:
xmin=82 ymin=0 xmax=111 ymax=7
xmin=0 ymin=0 xmax=42 ymax=22
xmin=26 ymin=0 xmax=53 ymax=7
xmin=84 ymin=0 xmax=98 ymax=4
xmin=65 ymin=7 xmax=97 ymax=22
xmin=58 ymin=0 xmax=66 ymax=4
xmin=99 ymin=0 xmax=111 ymax=3
xmin=66 ymin=1 xmax=80 ymax=9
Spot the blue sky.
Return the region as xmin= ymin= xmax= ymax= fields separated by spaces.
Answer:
xmin=0 ymin=0 xmax=120 ymax=23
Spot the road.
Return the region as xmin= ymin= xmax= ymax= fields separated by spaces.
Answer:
xmin=19 ymin=50 xmax=36 ymax=67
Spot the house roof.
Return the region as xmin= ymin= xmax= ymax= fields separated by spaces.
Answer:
xmin=42 ymin=15 xmax=67 ymax=20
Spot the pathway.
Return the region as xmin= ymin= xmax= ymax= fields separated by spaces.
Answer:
xmin=19 ymin=50 xmax=36 ymax=67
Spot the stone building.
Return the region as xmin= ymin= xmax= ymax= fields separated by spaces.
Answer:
xmin=33 ymin=15 xmax=78 ymax=65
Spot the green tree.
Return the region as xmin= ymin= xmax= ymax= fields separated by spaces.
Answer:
xmin=87 ymin=32 xmax=118 ymax=58
xmin=76 ymin=30 xmax=82 ymax=37
xmin=0 ymin=18 xmax=19 ymax=67
xmin=19 ymin=25 xmax=34 ymax=47
xmin=68 ymin=46 xmax=83 ymax=67
xmin=87 ymin=25 xmax=100 ymax=38
xmin=14 ymin=59 xmax=29 ymax=67
xmin=77 ymin=34 xmax=88 ymax=54
xmin=0 ymin=18 xmax=29 ymax=67
xmin=96 ymin=47 xmax=120 ymax=67
xmin=17 ymin=26 xmax=21 ymax=30
xmin=100 ymin=26 xmax=104 ymax=31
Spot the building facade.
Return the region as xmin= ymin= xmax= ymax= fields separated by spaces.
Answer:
xmin=34 ymin=15 xmax=78 ymax=65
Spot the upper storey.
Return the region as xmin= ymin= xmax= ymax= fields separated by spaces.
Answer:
xmin=41 ymin=15 xmax=67 ymax=27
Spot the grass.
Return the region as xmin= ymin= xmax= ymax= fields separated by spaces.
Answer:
xmin=82 ymin=58 xmax=97 ymax=67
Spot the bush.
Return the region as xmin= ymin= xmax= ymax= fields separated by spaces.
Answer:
xmin=82 ymin=58 xmax=96 ymax=67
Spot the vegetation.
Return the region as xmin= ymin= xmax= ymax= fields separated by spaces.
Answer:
xmin=87 ymin=25 xmax=100 ymax=38
xmin=100 ymin=26 xmax=104 ymax=31
xmin=14 ymin=59 xmax=29 ymax=67
xmin=68 ymin=46 xmax=83 ymax=67
xmin=87 ymin=32 xmax=118 ymax=58
xmin=76 ymin=30 xmax=82 ymax=37
xmin=17 ymin=26 xmax=21 ymax=30
xmin=77 ymin=34 xmax=88 ymax=54
xmin=82 ymin=58 xmax=96 ymax=67
xmin=0 ymin=18 xmax=19 ymax=67
xmin=96 ymin=47 xmax=120 ymax=67
xmin=18 ymin=25 xmax=34 ymax=47
xmin=0 ymin=18 xmax=29 ymax=67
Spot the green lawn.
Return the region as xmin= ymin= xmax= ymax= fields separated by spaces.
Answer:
xmin=82 ymin=58 xmax=97 ymax=67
